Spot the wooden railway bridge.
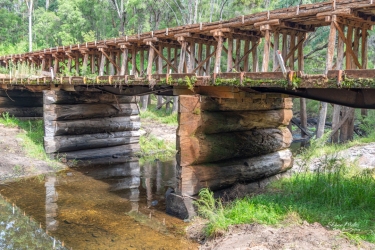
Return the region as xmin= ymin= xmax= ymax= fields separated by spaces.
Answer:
xmin=1 ymin=0 xmax=375 ymax=217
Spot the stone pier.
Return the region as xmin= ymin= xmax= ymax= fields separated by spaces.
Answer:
xmin=43 ymin=90 xmax=141 ymax=166
xmin=167 ymin=94 xmax=293 ymax=218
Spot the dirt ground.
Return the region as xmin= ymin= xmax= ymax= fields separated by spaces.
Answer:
xmin=0 ymin=124 xmax=66 ymax=183
xmin=188 ymin=221 xmax=375 ymax=250
xmin=140 ymin=118 xmax=177 ymax=144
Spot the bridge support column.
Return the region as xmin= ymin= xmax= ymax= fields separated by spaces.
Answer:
xmin=43 ymin=90 xmax=141 ymax=166
xmin=0 ymin=90 xmax=43 ymax=118
xmin=167 ymin=94 xmax=293 ymax=218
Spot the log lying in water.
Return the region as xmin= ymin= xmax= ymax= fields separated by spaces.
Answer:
xmin=178 ymin=109 xmax=292 ymax=136
xmin=0 ymin=107 xmax=43 ymax=117
xmin=180 ymin=149 xmax=293 ymax=196
xmin=43 ymin=90 xmax=137 ymax=105
xmin=44 ymin=103 xmax=139 ymax=120
xmin=178 ymin=127 xmax=292 ymax=166
xmin=179 ymin=95 xmax=292 ymax=112
xmin=44 ymin=116 xmax=141 ymax=137
xmin=44 ymin=131 xmax=140 ymax=153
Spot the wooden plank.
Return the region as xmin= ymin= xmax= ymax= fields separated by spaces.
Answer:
xmin=243 ymin=40 xmax=250 ymax=72
xmin=44 ymin=115 xmax=140 ymax=137
xmin=0 ymin=96 xmax=43 ymax=107
xmin=214 ymin=36 xmax=224 ymax=73
xmin=180 ymin=149 xmax=292 ymax=195
xmin=120 ymin=48 xmax=129 ymax=75
xmin=205 ymin=45 xmax=212 ymax=75
xmin=252 ymin=39 xmax=259 ymax=72
xmin=44 ymin=131 xmax=140 ymax=153
xmin=235 ymin=39 xmax=241 ymax=71
xmin=44 ymin=103 xmax=139 ymax=120
xmin=178 ymin=41 xmax=187 ymax=73
xmin=197 ymin=43 xmax=203 ymax=75
xmin=43 ymin=91 xmax=137 ymax=105
xmin=227 ymin=37 xmax=233 ymax=72
xmin=362 ymin=27 xmax=368 ymax=69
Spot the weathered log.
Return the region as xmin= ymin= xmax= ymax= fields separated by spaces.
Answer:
xmin=44 ymin=103 xmax=139 ymax=120
xmin=179 ymin=95 xmax=292 ymax=112
xmin=0 ymin=107 xmax=43 ymax=117
xmin=0 ymin=97 xmax=43 ymax=107
xmin=44 ymin=131 xmax=140 ymax=153
xmin=44 ymin=116 xmax=140 ymax=137
xmin=0 ymin=90 xmax=42 ymax=98
xmin=180 ymin=149 xmax=292 ymax=196
xmin=43 ymin=90 xmax=137 ymax=105
xmin=178 ymin=127 xmax=292 ymax=166
xmin=178 ymin=109 xmax=292 ymax=136
xmin=86 ymin=161 xmax=140 ymax=179
xmin=54 ymin=144 xmax=140 ymax=162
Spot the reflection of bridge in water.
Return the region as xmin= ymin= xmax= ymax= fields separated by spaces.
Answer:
xmin=1 ymin=0 xmax=375 ymax=218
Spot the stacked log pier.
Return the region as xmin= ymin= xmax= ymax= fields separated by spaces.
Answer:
xmin=43 ymin=90 xmax=141 ymax=166
xmin=176 ymin=94 xmax=293 ymax=196
xmin=0 ymin=90 xmax=43 ymax=118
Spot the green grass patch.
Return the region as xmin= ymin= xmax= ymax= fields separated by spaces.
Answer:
xmin=196 ymin=136 xmax=375 ymax=242
xmin=0 ymin=112 xmax=61 ymax=169
xmin=138 ymin=133 xmax=176 ymax=164
xmin=140 ymin=103 xmax=177 ymax=125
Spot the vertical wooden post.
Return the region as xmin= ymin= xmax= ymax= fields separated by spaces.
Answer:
xmin=197 ymin=43 xmax=203 ymax=75
xmin=167 ymin=46 xmax=171 ymax=73
xmin=289 ymin=32 xmax=296 ymax=70
xmin=346 ymin=26 xmax=353 ymax=69
xmin=174 ymin=47 xmax=178 ymax=72
xmin=361 ymin=27 xmax=368 ymax=69
xmin=91 ymin=54 xmax=95 ymax=74
xmin=75 ymin=55 xmax=79 ymax=75
xmin=53 ymin=56 xmax=59 ymax=74
xmin=178 ymin=40 xmax=187 ymax=73
xmin=282 ymin=32 xmax=288 ymax=62
xmin=273 ymin=32 xmax=279 ymax=71
xmin=116 ymin=51 xmax=121 ymax=75
xmin=317 ymin=18 xmax=337 ymax=139
xmin=82 ymin=53 xmax=89 ymax=75
xmin=41 ymin=57 xmax=46 ymax=71
xmin=158 ymin=44 xmax=163 ymax=74
xmin=252 ymin=39 xmax=258 ymax=72
xmin=189 ymin=41 xmax=195 ymax=73
xmin=147 ymin=46 xmax=155 ymax=76
xmin=99 ymin=51 xmax=106 ymax=76
xmin=132 ymin=45 xmax=137 ymax=75
xmin=214 ymin=36 xmax=223 ymax=73
xmin=262 ymin=28 xmax=271 ymax=72
xmin=120 ymin=47 xmax=128 ymax=75
xmin=227 ymin=37 xmax=233 ymax=72
xmin=243 ymin=40 xmax=250 ymax=72
xmin=140 ymin=49 xmax=144 ymax=75
xmin=205 ymin=45 xmax=211 ymax=75
xmin=297 ymin=32 xmax=307 ymax=141
xmin=332 ymin=23 xmax=344 ymax=143
xmin=297 ymin=33 xmax=305 ymax=73
xmin=235 ymin=39 xmax=241 ymax=71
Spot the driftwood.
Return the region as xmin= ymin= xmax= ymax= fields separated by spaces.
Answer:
xmin=180 ymin=149 xmax=293 ymax=196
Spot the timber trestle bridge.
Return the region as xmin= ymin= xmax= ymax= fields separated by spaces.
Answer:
xmin=1 ymin=0 xmax=375 ymax=218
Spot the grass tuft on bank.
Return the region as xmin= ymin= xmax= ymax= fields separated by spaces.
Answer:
xmin=138 ymin=133 xmax=176 ymax=164
xmin=139 ymin=104 xmax=177 ymax=125
xmin=196 ymin=136 xmax=375 ymax=243
xmin=0 ymin=113 xmax=61 ymax=169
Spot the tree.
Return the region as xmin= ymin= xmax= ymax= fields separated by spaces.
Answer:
xmin=24 ymin=0 xmax=34 ymax=52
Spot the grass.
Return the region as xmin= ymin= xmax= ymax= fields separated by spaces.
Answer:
xmin=0 ymin=112 xmax=61 ymax=169
xmin=195 ymin=135 xmax=375 ymax=243
xmin=138 ymin=133 xmax=176 ymax=164
xmin=139 ymin=103 xmax=178 ymax=125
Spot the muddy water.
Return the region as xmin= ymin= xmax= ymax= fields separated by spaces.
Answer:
xmin=0 ymin=159 xmax=197 ymax=250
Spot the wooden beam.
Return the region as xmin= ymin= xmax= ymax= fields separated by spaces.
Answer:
xmin=178 ymin=41 xmax=187 ymax=73
xmin=362 ymin=27 xmax=368 ymax=69
xmin=214 ymin=36 xmax=224 ymax=73
xmin=262 ymin=29 xmax=271 ymax=72
xmin=334 ymin=21 xmax=362 ymax=69
xmin=243 ymin=40 xmax=250 ymax=72
xmin=197 ymin=43 xmax=203 ymax=75
xmin=326 ymin=20 xmax=337 ymax=74
xmin=192 ymin=48 xmax=217 ymax=73
xmin=147 ymin=46 xmax=155 ymax=76
xmin=149 ymin=43 xmax=178 ymax=73
xmin=227 ymin=37 xmax=233 ymax=72
xmin=235 ymin=39 xmax=241 ymax=71
xmin=273 ymin=32 xmax=279 ymax=71
xmin=100 ymin=49 xmax=121 ymax=73
xmin=120 ymin=48 xmax=128 ymax=75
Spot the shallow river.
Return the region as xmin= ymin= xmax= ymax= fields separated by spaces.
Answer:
xmin=0 ymin=159 xmax=197 ymax=249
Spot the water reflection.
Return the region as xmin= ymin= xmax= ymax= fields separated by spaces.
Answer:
xmin=0 ymin=158 xmax=195 ymax=249
xmin=0 ymin=194 xmax=66 ymax=249
xmin=45 ymin=176 xmax=59 ymax=232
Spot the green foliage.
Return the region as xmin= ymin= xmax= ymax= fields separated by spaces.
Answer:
xmin=196 ymin=136 xmax=375 ymax=242
xmin=140 ymin=103 xmax=177 ymax=125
